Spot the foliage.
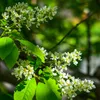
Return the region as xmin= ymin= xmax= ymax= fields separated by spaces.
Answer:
xmin=18 ymin=39 xmax=45 ymax=62
xmin=14 ymin=78 xmax=36 ymax=100
xmin=0 ymin=37 xmax=19 ymax=68
xmin=0 ymin=2 xmax=96 ymax=100
xmin=36 ymin=78 xmax=61 ymax=100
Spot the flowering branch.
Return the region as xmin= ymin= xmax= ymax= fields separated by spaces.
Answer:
xmin=0 ymin=2 xmax=96 ymax=100
xmin=12 ymin=46 xmax=95 ymax=99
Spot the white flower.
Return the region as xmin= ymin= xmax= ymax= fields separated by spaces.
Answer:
xmin=57 ymin=73 xmax=95 ymax=99
xmin=11 ymin=66 xmax=24 ymax=80
xmin=38 ymin=46 xmax=48 ymax=59
xmin=73 ymin=60 xmax=78 ymax=65
xmin=2 ymin=12 xmax=9 ymax=20
xmin=26 ymin=65 xmax=34 ymax=75
xmin=23 ymin=68 xmax=28 ymax=77
xmin=50 ymin=53 xmax=59 ymax=61
xmin=12 ymin=60 xmax=35 ymax=80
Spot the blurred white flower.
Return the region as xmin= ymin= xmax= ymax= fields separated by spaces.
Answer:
xmin=12 ymin=60 xmax=34 ymax=80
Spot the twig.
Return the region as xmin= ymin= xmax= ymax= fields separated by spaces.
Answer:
xmin=49 ymin=12 xmax=94 ymax=51
xmin=86 ymin=18 xmax=91 ymax=76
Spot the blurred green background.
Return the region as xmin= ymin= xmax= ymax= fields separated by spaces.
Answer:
xmin=0 ymin=0 xmax=100 ymax=100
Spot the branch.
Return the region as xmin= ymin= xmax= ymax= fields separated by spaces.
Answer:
xmin=86 ymin=19 xmax=91 ymax=76
xmin=49 ymin=12 xmax=94 ymax=51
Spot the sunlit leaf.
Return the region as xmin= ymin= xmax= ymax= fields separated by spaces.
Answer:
xmin=18 ymin=39 xmax=45 ymax=62
xmin=36 ymin=78 xmax=61 ymax=100
xmin=14 ymin=78 xmax=36 ymax=100
xmin=0 ymin=37 xmax=14 ymax=60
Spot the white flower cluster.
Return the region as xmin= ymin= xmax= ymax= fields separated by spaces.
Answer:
xmin=62 ymin=49 xmax=82 ymax=66
xmin=50 ymin=49 xmax=82 ymax=77
xmin=38 ymin=48 xmax=95 ymax=99
xmin=12 ymin=60 xmax=34 ymax=80
xmin=35 ymin=6 xmax=57 ymax=27
xmin=38 ymin=48 xmax=82 ymax=76
xmin=11 ymin=46 xmax=95 ymax=99
xmin=38 ymin=46 xmax=48 ymax=59
xmin=58 ymin=74 xmax=95 ymax=99
xmin=1 ymin=2 xmax=57 ymax=32
xmin=2 ymin=2 xmax=35 ymax=31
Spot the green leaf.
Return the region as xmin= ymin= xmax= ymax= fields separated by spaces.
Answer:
xmin=0 ymin=37 xmax=14 ymax=60
xmin=36 ymin=78 xmax=61 ymax=100
xmin=43 ymin=66 xmax=52 ymax=79
xmin=14 ymin=78 xmax=36 ymax=100
xmin=18 ymin=39 xmax=45 ymax=62
xmin=10 ymin=30 xmax=23 ymax=39
xmin=45 ymin=78 xmax=61 ymax=99
xmin=34 ymin=58 xmax=42 ymax=70
xmin=4 ymin=44 xmax=19 ymax=69
xmin=1 ymin=19 xmax=7 ymax=26
xmin=38 ymin=69 xmax=43 ymax=75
